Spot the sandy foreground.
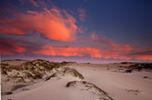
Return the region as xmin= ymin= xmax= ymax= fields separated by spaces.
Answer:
xmin=1 ymin=61 xmax=152 ymax=100
xmin=69 ymin=63 xmax=152 ymax=100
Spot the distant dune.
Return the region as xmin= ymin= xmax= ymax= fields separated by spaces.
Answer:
xmin=1 ymin=59 xmax=152 ymax=100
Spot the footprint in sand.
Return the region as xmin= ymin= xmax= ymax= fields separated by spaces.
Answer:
xmin=143 ymin=76 xmax=151 ymax=79
xmin=125 ymin=89 xmax=141 ymax=95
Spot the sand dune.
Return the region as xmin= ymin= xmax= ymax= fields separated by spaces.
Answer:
xmin=69 ymin=63 xmax=152 ymax=100
xmin=1 ymin=59 xmax=152 ymax=100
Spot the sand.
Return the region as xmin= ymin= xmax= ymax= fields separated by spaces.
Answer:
xmin=2 ymin=63 xmax=152 ymax=100
xmin=69 ymin=63 xmax=152 ymax=100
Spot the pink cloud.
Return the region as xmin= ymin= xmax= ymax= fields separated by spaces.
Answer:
xmin=0 ymin=45 xmax=26 ymax=55
xmin=91 ymin=32 xmax=98 ymax=41
xmin=33 ymin=44 xmax=134 ymax=60
xmin=19 ymin=0 xmax=46 ymax=7
xmin=78 ymin=8 xmax=86 ymax=21
xmin=0 ymin=8 xmax=78 ymax=42
xmin=0 ymin=39 xmax=27 ymax=55
xmin=15 ymin=46 xmax=26 ymax=53
xmin=0 ymin=27 xmax=25 ymax=35
xmin=33 ymin=44 xmax=140 ymax=60
xmin=29 ymin=0 xmax=39 ymax=7
xmin=1 ymin=37 xmax=151 ymax=61
xmin=34 ymin=45 xmax=102 ymax=58
xmin=31 ymin=31 xmax=152 ymax=61
xmin=136 ymin=55 xmax=152 ymax=61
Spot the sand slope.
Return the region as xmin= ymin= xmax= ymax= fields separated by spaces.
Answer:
xmin=1 ymin=60 xmax=152 ymax=100
xmin=2 ymin=76 xmax=113 ymax=100
xmin=69 ymin=63 xmax=152 ymax=100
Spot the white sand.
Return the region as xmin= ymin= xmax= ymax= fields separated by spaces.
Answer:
xmin=2 ymin=63 xmax=152 ymax=100
xmin=69 ymin=63 xmax=152 ymax=100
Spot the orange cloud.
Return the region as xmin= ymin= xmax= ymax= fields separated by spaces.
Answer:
xmin=0 ymin=8 xmax=78 ymax=42
xmin=91 ymin=32 xmax=133 ymax=55
xmin=136 ymin=55 xmax=152 ymax=61
xmin=1 ymin=38 xmax=151 ymax=61
xmin=34 ymin=45 xmax=102 ymax=58
xmin=33 ymin=45 xmax=136 ymax=60
xmin=31 ymin=32 xmax=152 ymax=61
xmin=32 ymin=32 xmax=152 ymax=61
xmin=34 ymin=45 xmax=131 ymax=60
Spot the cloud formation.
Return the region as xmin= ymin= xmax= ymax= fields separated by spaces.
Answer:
xmin=0 ymin=8 xmax=78 ymax=42
xmin=78 ymin=8 xmax=86 ymax=21
xmin=0 ymin=39 xmax=26 ymax=55
xmin=33 ymin=44 xmax=152 ymax=60
xmin=34 ymin=45 xmax=102 ymax=58
xmin=0 ymin=37 xmax=152 ymax=61
xmin=19 ymin=0 xmax=49 ymax=8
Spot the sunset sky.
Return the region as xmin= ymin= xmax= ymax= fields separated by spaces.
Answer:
xmin=0 ymin=0 xmax=152 ymax=63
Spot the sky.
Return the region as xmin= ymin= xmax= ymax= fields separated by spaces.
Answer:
xmin=0 ymin=0 xmax=152 ymax=63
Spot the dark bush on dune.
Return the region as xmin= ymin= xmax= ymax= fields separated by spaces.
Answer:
xmin=1 ymin=59 xmax=85 ymax=93
xmin=122 ymin=63 xmax=152 ymax=73
xmin=124 ymin=69 xmax=132 ymax=73
xmin=120 ymin=62 xmax=132 ymax=64
xmin=63 ymin=67 xmax=84 ymax=79
xmin=66 ymin=81 xmax=113 ymax=100
xmin=127 ymin=63 xmax=152 ymax=72
xmin=45 ymin=67 xmax=84 ymax=81
xmin=1 ymin=91 xmax=13 ymax=95
xmin=11 ymin=84 xmax=27 ymax=91
xmin=1 ymin=59 xmax=64 ymax=82
xmin=60 ymin=61 xmax=77 ymax=66
xmin=1 ymin=59 xmax=84 ymax=82
xmin=1 ymin=59 xmax=68 ymax=92
xmin=1 ymin=63 xmax=9 ymax=75
xmin=20 ymin=59 xmax=61 ymax=71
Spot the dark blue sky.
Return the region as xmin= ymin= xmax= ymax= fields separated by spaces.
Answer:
xmin=52 ymin=0 xmax=152 ymax=47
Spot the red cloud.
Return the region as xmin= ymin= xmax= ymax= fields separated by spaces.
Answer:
xmin=0 ymin=27 xmax=25 ymax=35
xmin=33 ymin=44 xmax=136 ymax=60
xmin=34 ymin=45 xmax=102 ymax=58
xmin=0 ymin=45 xmax=26 ymax=55
xmin=0 ymin=48 xmax=14 ymax=55
xmin=1 ymin=37 xmax=151 ymax=61
xmin=0 ymin=8 xmax=78 ymax=42
xmin=91 ymin=32 xmax=133 ymax=55
xmin=137 ymin=55 xmax=152 ymax=61
xmin=15 ymin=46 xmax=26 ymax=53
xmin=33 ymin=45 xmax=134 ymax=60
xmin=0 ymin=39 xmax=26 ymax=55
xmin=33 ymin=33 xmax=152 ymax=61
